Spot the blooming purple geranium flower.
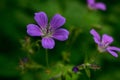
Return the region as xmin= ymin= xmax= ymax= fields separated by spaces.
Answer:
xmin=27 ymin=12 xmax=69 ymax=49
xmin=90 ymin=29 xmax=120 ymax=57
xmin=87 ymin=0 xmax=106 ymax=11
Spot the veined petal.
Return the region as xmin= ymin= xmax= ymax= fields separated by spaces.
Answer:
xmin=90 ymin=29 xmax=101 ymax=44
xmin=107 ymin=46 xmax=119 ymax=57
xmin=87 ymin=0 xmax=95 ymax=5
xmin=34 ymin=12 xmax=48 ymax=28
xmin=52 ymin=28 xmax=69 ymax=41
xmin=94 ymin=3 xmax=106 ymax=11
xmin=102 ymin=34 xmax=113 ymax=46
xmin=107 ymin=46 xmax=120 ymax=52
xmin=27 ymin=24 xmax=42 ymax=36
xmin=107 ymin=50 xmax=118 ymax=57
xmin=50 ymin=14 xmax=66 ymax=29
xmin=42 ymin=37 xmax=55 ymax=49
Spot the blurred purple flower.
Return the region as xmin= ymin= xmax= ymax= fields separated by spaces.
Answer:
xmin=87 ymin=0 xmax=106 ymax=11
xmin=27 ymin=12 xmax=69 ymax=49
xmin=72 ymin=66 xmax=79 ymax=73
xmin=90 ymin=29 xmax=120 ymax=57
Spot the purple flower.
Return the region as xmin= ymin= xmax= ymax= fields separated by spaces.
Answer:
xmin=27 ymin=12 xmax=69 ymax=49
xmin=90 ymin=29 xmax=120 ymax=57
xmin=87 ymin=0 xmax=106 ymax=11
xmin=72 ymin=66 xmax=79 ymax=73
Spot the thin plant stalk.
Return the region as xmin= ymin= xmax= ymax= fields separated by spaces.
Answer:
xmin=45 ymin=49 xmax=49 ymax=68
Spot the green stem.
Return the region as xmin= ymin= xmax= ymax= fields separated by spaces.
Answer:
xmin=45 ymin=49 xmax=49 ymax=68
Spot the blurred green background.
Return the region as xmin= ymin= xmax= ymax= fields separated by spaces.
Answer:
xmin=1 ymin=0 xmax=120 ymax=80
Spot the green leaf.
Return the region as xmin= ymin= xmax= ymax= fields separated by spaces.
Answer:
xmin=85 ymin=68 xmax=91 ymax=78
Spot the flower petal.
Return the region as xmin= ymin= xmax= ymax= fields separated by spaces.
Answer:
xmin=107 ymin=46 xmax=119 ymax=57
xmin=87 ymin=0 xmax=95 ymax=5
xmin=27 ymin=24 xmax=42 ymax=36
xmin=34 ymin=12 xmax=48 ymax=28
xmin=94 ymin=3 xmax=106 ymax=11
xmin=107 ymin=46 xmax=120 ymax=52
xmin=90 ymin=29 xmax=101 ymax=44
xmin=107 ymin=50 xmax=118 ymax=57
xmin=102 ymin=34 xmax=113 ymax=46
xmin=52 ymin=28 xmax=69 ymax=41
xmin=41 ymin=37 xmax=55 ymax=49
xmin=50 ymin=14 xmax=66 ymax=29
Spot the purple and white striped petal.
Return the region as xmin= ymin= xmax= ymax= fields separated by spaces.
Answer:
xmin=102 ymin=34 xmax=113 ymax=47
xmin=41 ymin=37 xmax=55 ymax=49
xmin=34 ymin=12 xmax=48 ymax=29
xmin=90 ymin=29 xmax=101 ymax=44
xmin=52 ymin=28 xmax=69 ymax=41
xmin=50 ymin=14 xmax=66 ymax=29
xmin=27 ymin=24 xmax=42 ymax=36
xmin=106 ymin=46 xmax=120 ymax=57
xmin=94 ymin=3 xmax=106 ymax=11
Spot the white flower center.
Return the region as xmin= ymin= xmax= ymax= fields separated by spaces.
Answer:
xmin=98 ymin=43 xmax=107 ymax=52
xmin=41 ymin=26 xmax=53 ymax=37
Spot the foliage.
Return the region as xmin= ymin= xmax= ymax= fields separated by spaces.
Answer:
xmin=1 ymin=0 xmax=120 ymax=80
